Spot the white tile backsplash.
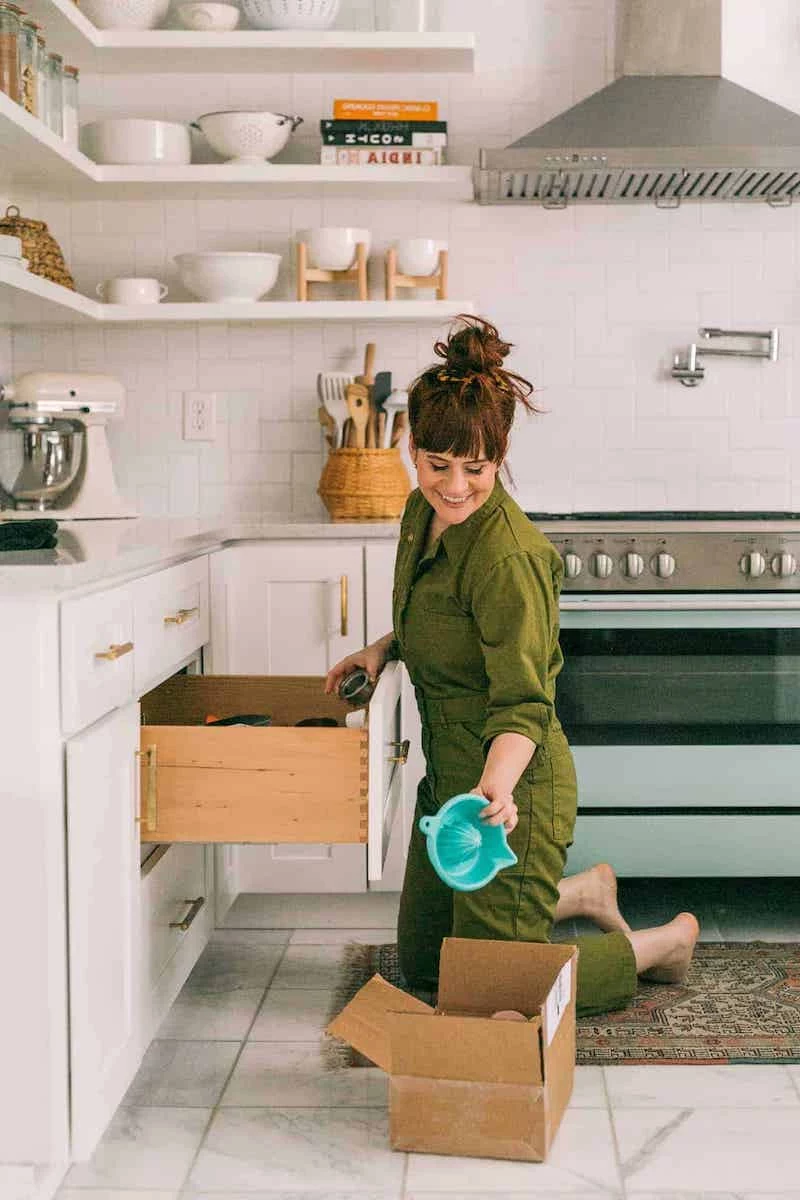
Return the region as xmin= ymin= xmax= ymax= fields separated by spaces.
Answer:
xmin=4 ymin=0 xmax=800 ymax=516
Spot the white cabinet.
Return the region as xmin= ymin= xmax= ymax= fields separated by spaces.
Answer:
xmin=209 ymin=541 xmax=369 ymax=892
xmin=61 ymin=584 xmax=135 ymax=736
xmin=66 ymin=702 xmax=141 ymax=1161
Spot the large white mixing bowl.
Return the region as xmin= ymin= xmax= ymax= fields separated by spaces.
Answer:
xmin=240 ymin=0 xmax=339 ymax=29
xmin=174 ymin=252 xmax=281 ymax=301
xmin=192 ymin=110 xmax=303 ymax=164
xmin=80 ymin=0 xmax=170 ymax=29
xmin=296 ymin=226 xmax=371 ymax=271
xmin=81 ymin=119 xmax=192 ymax=165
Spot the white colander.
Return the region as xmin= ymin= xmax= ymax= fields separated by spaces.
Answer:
xmin=240 ymin=0 xmax=340 ymax=29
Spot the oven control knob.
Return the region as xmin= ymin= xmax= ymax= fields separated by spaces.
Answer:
xmin=563 ymin=551 xmax=582 ymax=578
xmin=740 ymin=551 xmax=767 ymax=578
xmin=622 ymin=551 xmax=645 ymax=578
xmin=652 ymin=551 xmax=676 ymax=578
xmin=771 ymin=551 xmax=797 ymax=578
xmin=590 ymin=552 xmax=614 ymax=578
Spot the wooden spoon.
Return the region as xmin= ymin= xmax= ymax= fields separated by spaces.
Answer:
xmin=345 ymin=381 xmax=370 ymax=449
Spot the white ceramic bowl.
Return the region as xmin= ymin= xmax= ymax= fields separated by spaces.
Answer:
xmin=296 ymin=226 xmax=371 ymax=271
xmin=394 ymin=237 xmax=447 ymax=276
xmin=193 ymin=110 xmax=302 ymax=164
xmin=0 ymin=234 xmax=22 ymax=258
xmin=177 ymin=1 xmax=240 ymax=27
xmin=81 ymin=119 xmax=192 ymax=165
xmin=174 ymin=251 xmax=281 ymax=301
xmin=240 ymin=0 xmax=339 ymax=28
xmin=79 ymin=0 xmax=169 ymax=29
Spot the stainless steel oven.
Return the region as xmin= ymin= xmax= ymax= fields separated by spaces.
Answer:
xmin=531 ymin=512 xmax=800 ymax=877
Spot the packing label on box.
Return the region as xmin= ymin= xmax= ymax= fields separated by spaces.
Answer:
xmin=545 ymin=957 xmax=572 ymax=1045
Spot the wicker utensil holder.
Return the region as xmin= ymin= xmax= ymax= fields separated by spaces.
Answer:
xmin=318 ymin=448 xmax=410 ymax=521
xmin=0 ymin=204 xmax=76 ymax=291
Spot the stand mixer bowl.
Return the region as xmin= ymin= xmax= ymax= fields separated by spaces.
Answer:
xmin=9 ymin=421 xmax=84 ymax=510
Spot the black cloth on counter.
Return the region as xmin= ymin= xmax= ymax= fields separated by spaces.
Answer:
xmin=0 ymin=519 xmax=59 ymax=551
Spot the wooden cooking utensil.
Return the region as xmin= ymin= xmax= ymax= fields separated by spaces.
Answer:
xmin=345 ymin=381 xmax=370 ymax=449
xmin=355 ymin=343 xmax=377 ymax=447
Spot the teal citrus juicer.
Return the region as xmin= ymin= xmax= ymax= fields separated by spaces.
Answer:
xmin=419 ymin=793 xmax=518 ymax=892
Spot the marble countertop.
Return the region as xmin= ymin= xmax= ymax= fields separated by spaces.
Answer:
xmin=0 ymin=515 xmax=402 ymax=592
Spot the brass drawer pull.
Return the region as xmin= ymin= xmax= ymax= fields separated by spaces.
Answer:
xmin=95 ymin=641 xmax=134 ymax=661
xmin=388 ymin=738 xmax=410 ymax=764
xmin=169 ymin=896 xmax=205 ymax=932
xmin=164 ymin=606 xmax=199 ymax=626
xmin=340 ymin=575 xmax=348 ymax=637
xmin=136 ymin=744 xmax=158 ymax=832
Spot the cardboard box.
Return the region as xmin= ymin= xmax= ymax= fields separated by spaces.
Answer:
xmin=326 ymin=937 xmax=578 ymax=1162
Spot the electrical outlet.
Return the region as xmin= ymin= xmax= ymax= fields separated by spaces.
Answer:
xmin=183 ymin=391 xmax=216 ymax=441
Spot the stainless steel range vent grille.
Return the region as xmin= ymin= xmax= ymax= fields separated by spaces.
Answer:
xmin=473 ymin=165 xmax=800 ymax=206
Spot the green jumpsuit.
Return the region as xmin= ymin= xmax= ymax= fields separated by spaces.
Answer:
xmin=393 ymin=478 xmax=637 ymax=1017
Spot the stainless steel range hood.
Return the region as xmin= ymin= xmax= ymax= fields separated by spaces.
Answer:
xmin=474 ymin=0 xmax=800 ymax=206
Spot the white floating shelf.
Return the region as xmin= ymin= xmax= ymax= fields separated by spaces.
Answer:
xmin=0 ymin=264 xmax=473 ymax=324
xmin=19 ymin=0 xmax=474 ymax=72
xmin=0 ymin=94 xmax=473 ymax=190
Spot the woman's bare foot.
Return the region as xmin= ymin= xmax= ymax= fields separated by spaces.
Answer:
xmin=556 ymin=863 xmax=632 ymax=934
xmin=630 ymin=912 xmax=700 ymax=984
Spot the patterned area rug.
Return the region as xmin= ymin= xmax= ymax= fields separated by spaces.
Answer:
xmin=324 ymin=941 xmax=800 ymax=1066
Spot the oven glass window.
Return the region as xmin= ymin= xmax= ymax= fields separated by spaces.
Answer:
xmin=557 ymin=628 xmax=800 ymax=744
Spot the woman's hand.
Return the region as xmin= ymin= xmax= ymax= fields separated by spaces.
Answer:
xmin=472 ymin=781 xmax=519 ymax=834
xmin=324 ymin=635 xmax=393 ymax=696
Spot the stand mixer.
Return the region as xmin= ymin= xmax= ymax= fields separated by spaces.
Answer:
xmin=0 ymin=371 xmax=136 ymax=519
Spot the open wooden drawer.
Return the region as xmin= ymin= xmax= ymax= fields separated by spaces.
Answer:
xmin=139 ymin=662 xmax=406 ymax=881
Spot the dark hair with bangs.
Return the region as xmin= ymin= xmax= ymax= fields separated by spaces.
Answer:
xmin=408 ymin=314 xmax=540 ymax=468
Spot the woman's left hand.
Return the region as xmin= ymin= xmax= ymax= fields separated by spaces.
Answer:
xmin=472 ymin=782 xmax=518 ymax=834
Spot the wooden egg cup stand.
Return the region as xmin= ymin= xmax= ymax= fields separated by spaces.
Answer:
xmin=385 ymin=246 xmax=448 ymax=300
xmin=296 ymin=240 xmax=368 ymax=301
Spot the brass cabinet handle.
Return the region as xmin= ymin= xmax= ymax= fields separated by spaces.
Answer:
xmin=136 ymin=744 xmax=158 ymax=832
xmin=388 ymin=738 xmax=410 ymax=764
xmin=95 ymin=641 xmax=134 ymax=661
xmin=169 ymin=896 xmax=205 ymax=931
xmin=340 ymin=574 xmax=348 ymax=637
xmin=164 ymin=606 xmax=200 ymax=626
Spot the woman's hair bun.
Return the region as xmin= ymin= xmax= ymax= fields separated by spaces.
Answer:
xmin=434 ymin=314 xmax=510 ymax=377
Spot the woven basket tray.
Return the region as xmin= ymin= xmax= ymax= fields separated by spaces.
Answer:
xmin=318 ymin=448 xmax=411 ymax=521
xmin=0 ymin=205 xmax=76 ymax=291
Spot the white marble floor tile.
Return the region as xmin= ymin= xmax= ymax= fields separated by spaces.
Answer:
xmin=59 ymin=1192 xmax=178 ymax=1200
xmin=249 ymin=986 xmax=334 ymax=1040
xmin=63 ymin=1107 xmax=210 ymax=1191
xmin=189 ymin=1108 xmax=407 ymax=1193
xmin=222 ymin=893 xmax=400 ymax=929
xmin=289 ymin=927 xmax=397 ymax=944
xmin=571 ymin=1065 xmax=608 ymax=1107
xmin=220 ymin=1041 xmax=388 ymax=1107
xmin=606 ymin=1063 xmax=800 ymax=1109
xmin=123 ymin=1040 xmax=240 ymax=1107
xmin=614 ymin=1107 xmax=800 ymax=1191
xmin=269 ymin=943 xmax=349 ymax=989
xmin=405 ymin=1108 xmax=621 ymax=1193
xmin=187 ymin=1191 xmax=401 ymax=1200
xmin=184 ymin=934 xmax=286 ymax=992
xmin=156 ymin=986 xmax=264 ymax=1041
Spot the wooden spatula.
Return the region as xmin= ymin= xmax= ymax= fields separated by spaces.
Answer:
xmin=345 ymin=381 xmax=370 ymax=449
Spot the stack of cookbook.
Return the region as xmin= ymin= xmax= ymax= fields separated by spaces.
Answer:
xmin=320 ymin=98 xmax=447 ymax=166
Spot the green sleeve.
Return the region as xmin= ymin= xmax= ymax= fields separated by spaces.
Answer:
xmin=470 ymin=551 xmax=558 ymax=750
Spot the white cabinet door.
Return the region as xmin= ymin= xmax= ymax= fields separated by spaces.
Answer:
xmin=209 ymin=542 xmax=367 ymax=892
xmin=66 ymin=702 xmax=141 ymax=1161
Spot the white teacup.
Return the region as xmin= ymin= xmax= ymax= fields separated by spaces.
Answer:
xmin=394 ymin=237 xmax=447 ymax=277
xmin=96 ymin=277 xmax=169 ymax=304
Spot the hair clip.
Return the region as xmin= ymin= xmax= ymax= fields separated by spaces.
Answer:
xmin=436 ymin=369 xmax=480 ymax=384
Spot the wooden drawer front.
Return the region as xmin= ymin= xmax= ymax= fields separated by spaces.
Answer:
xmin=133 ymin=557 xmax=210 ymax=692
xmin=141 ymin=844 xmax=206 ymax=986
xmin=140 ymin=675 xmax=368 ymax=845
xmin=61 ymin=585 xmax=134 ymax=735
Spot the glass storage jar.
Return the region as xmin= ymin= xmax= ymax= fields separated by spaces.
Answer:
xmin=18 ymin=17 xmax=40 ymax=116
xmin=61 ymin=64 xmax=78 ymax=144
xmin=44 ymin=50 xmax=63 ymax=136
xmin=34 ymin=31 xmax=46 ymax=119
xmin=0 ymin=1 xmax=21 ymax=104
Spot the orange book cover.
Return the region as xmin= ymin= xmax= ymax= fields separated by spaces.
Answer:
xmin=333 ymin=99 xmax=439 ymax=121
